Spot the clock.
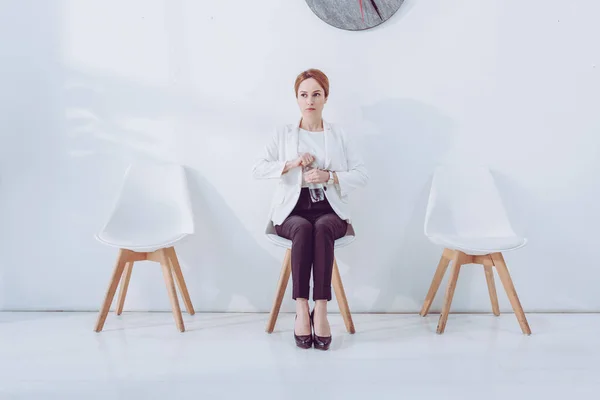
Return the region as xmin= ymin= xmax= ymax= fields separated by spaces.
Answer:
xmin=305 ymin=0 xmax=405 ymax=31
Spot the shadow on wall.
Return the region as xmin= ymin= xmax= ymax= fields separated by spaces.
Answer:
xmin=65 ymin=68 xmax=204 ymax=159
xmin=490 ymin=170 xmax=556 ymax=312
xmin=60 ymin=70 xmax=192 ymax=311
xmin=176 ymin=168 xmax=282 ymax=313
xmin=63 ymin=69 xmax=283 ymax=313
xmin=341 ymin=97 xmax=458 ymax=312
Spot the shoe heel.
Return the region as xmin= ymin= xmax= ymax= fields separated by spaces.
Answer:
xmin=294 ymin=314 xmax=313 ymax=349
xmin=310 ymin=310 xmax=332 ymax=351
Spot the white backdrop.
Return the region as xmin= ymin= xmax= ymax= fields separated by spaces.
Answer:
xmin=1 ymin=0 xmax=598 ymax=313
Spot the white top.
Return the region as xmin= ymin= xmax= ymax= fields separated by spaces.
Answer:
xmin=251 ymin=119 xmax=369 ymax=225
xmin=298 ymin=128 xmax=326 ymax=188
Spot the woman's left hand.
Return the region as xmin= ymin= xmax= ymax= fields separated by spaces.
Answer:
xmin=304 ymin=169 xmax=330 ymax=184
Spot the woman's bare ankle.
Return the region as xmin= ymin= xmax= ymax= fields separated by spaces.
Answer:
xmin=296 ymin=298 xmax=310 ymax=314
xmin=294 ymin=298 xmax=311 ymax=335
xmin=313 ymin=300 xmax=331 ymax=336
xmin=314 ymin=300 xmax=327 ymax=314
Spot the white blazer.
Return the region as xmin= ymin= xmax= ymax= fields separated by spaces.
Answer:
xmin=252 ymin=119 xmax=369 ymax=226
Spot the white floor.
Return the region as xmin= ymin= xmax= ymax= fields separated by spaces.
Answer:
xmin=0 ymin=312 xmax=598 ymax=399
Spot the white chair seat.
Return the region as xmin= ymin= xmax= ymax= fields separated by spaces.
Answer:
xmin=96 ymin=231 xmax=189 ymax=253
xmin=266 ymin=233 xmax=355 ymax=249
xmin=265 ymin=221 xmax=356 ymax=249
xmin=428 ymin=235 xmax=527 ymax=256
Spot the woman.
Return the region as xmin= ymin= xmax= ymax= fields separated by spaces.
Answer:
xmin=252 ymin=69 xmax=368 ymax=350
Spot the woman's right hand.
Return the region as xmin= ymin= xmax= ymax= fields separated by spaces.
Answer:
xmin=295 ymin=153 xmax=315 ymax=168
xmin=282 ymin=153 xmax=314 ymax=175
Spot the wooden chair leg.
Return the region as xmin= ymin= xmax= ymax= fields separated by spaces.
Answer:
xmin=166 ymin=247 xmax=195 ymax=315
xmin=332 ymin=258 xmax=355 ymax=334
xmin=116 ymin=261 xmax=134 ymax=316
xmin=266 ymin=249 xmax=292 ymax=333
xmin=95 ymin=249 xmax=128 ymax=332
xmin=484 ymin=263 xmax=500 ymax=316
xmin=491 ymin=252 xmax=531 ymax=335
xmin=420 ymin=250 xmax=452 ymax=316
xmin=436 ymin=251 xmax=464 ymax=334
xmin=159 ymin=249 xmax=185 ymax=332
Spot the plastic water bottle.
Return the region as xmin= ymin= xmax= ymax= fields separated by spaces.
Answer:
xmin=304 ymin=164 xmax=325 ymax=203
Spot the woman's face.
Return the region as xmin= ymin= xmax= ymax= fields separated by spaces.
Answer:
xmin=296 ymin=78 xmax=327 ymax=118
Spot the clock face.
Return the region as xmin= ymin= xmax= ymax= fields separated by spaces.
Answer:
xmin=305 ymin=0 xmax=405 ymax=31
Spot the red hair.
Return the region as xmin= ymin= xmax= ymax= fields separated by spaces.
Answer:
xmin=294 ymin=69 xmax=330 ymax=98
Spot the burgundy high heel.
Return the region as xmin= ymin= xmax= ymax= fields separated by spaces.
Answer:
xmin=294 ymin=313 xmax=313 ymax=349
xmin=310 ymin=310 xmax=332 ymax=351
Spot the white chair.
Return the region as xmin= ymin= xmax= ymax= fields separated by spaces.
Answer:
xmin=94 ymin=160 xmax=195 ymax=332
xmin=265 ymin=221 xmax=356 ymax=334
xmin=419 ymin=165 xmax=531 ymax=335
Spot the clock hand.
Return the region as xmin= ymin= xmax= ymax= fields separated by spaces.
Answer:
xmin=370 ymin=0 xmax=384 ymax=21
xmin=359 ymin=0 xmax=364 ymax=22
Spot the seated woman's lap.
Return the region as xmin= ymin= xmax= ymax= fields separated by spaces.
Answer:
xmin=275 ymin=212 xmax=347 ymax=241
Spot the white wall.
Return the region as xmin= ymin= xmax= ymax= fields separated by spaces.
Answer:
xmin=1 ymin=0 xmax=599 ymax=313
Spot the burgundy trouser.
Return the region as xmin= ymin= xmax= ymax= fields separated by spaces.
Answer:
xmin=275 ymin=188 xmax=348 ymax=301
